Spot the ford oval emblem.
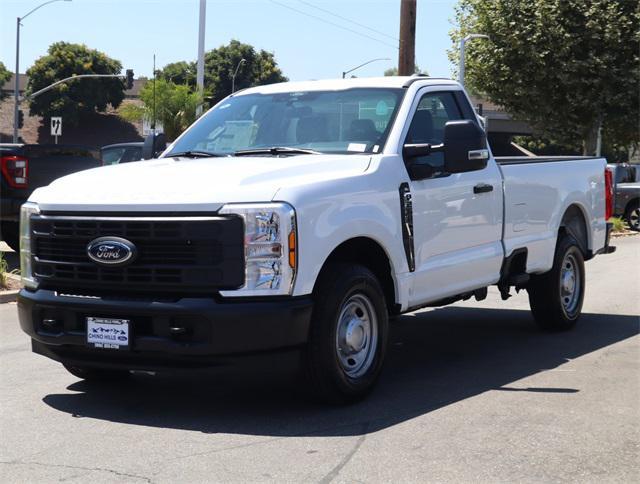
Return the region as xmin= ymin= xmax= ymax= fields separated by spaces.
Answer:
xmin=86 ymin=237 xmax=137 ymax=266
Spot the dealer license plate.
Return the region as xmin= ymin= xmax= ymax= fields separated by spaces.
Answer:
xmin=86 ymin=317 xmax=130 ymax=349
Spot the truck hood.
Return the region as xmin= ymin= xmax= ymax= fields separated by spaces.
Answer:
xmin=30 ymin=154 xmax=371 ymax=212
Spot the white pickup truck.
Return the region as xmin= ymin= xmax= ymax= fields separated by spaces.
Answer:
xmin=18 ymin=77 xmax=615 ymax=403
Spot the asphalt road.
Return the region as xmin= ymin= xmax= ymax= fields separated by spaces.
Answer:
xmin=1 ymin=237 xmax=638 ymax=483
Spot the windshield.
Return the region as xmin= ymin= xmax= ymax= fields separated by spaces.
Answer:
xmin=165 ymin=88 xmax=405 ymax=157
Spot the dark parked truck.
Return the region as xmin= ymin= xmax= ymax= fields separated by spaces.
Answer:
xmin=607 ymin=163 xmax=640 ymax=231
xmin=1 ymin=144 xmax=101 ymax=250
xmin=17 ymin=77 xmax=616 ymax=403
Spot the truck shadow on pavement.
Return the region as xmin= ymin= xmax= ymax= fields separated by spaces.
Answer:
xmin=42 ymin=307 xmax=639 ymax=437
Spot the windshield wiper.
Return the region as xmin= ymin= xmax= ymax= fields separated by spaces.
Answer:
xmin=233 ymin=146 xmax=321 ymax=156
xmin=167 ymin=150 xmax=226 ymax=158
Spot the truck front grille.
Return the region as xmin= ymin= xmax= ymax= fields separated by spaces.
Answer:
xmin=31 ymin=215 xmax=244 ymax=293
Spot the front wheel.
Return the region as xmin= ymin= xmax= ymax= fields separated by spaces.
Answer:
xmin=527 ymin=234 xmax=585 ymax=331
xmin=303 ymin=264 xmax=389 ymax=404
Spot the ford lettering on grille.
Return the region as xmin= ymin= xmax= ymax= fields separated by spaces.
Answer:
xmin=86 ymin=237 xmax=137 ymax=266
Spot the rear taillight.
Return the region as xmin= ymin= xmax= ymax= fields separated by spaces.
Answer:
xmin=1 ymin=156 xmax=28 ymax=188
xmin=605 ymin=168 xmax=613 ymax=220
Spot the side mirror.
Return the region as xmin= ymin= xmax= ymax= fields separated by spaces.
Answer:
xmin=403 ymin=143 xmax=433 ymax=159
xmin=142 ymin=132 xmax=167 ymax=160
xmin=443 ymin=120 xmax=489 ymax=173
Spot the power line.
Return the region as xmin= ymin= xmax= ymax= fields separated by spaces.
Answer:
xmin=298 ymin=0 xmax=399 ymax=43
xmin=268 ymin=0 xmax=399 ymax=50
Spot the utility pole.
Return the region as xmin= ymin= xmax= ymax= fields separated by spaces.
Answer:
xmin=196 ymin=0 xmax=206 ymax=116
xmin=13 ymin=17 xmax=21 ymax=143
xmin=398 ymin=0 xmax=416 ymax=76
xmin=153 ymin=54 xmax=156 ymax=135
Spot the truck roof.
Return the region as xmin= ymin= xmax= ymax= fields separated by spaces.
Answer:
xmin=235 ymin=76 xmax=460 ymax=96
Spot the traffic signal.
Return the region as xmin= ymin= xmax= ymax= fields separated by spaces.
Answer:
xmin=17 ymin=110 xmax=24 ymax=129
xmin=125 ymin=69 xmax=134 ymax=90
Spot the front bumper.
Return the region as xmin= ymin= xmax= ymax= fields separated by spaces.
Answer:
xmin=18 ymin=289 xmax=313 ymax=370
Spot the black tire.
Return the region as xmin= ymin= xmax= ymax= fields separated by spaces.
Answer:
xmin=303 ymin=263 xmax=389 ymax=404
xmin=625 ymin=200 xmax=639 ymax=231
xmin=0 ymin=222 xmax=19 ymax=252
xmin=63 ymin=363 xmax=130 ymax=381
xmin=527 ymin=234 xmax=585 ymax=331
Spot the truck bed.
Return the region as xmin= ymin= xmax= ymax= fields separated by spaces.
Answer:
xmin=497 ymin=156 xmax=607 ymax=274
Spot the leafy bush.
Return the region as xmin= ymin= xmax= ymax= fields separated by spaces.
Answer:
xmin=0 ymin=253 xmax=8 ymax=289
xmin=118 ymin=79 xmax=201 ymax=141
xmin=609 ymin=217 xmax=627 ymax=232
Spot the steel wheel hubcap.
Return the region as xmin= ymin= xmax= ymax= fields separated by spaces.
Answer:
xmin=560 ymin=253 xmax=580 ymax=316
xmin=336 ymin=294 xmax=378 ymax=379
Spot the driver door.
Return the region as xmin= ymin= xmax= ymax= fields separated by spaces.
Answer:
xmin=403 ymin=89 xmax=503 ymax=307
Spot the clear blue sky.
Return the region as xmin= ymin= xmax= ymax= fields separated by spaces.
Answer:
xmin=0 ymin=0 xmax=458 ymax=81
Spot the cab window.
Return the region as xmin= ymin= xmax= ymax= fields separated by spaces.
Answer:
xmin=404 ymin=92 xmax=462 ymax=176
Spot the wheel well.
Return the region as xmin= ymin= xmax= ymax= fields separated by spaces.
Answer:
xmin=559 ymin=204 xmax=589 ymax=257
xmin=314 ymin=237 xmax=398 ymax=314
xmin=624 ymin=198 xmax=639 ymax=215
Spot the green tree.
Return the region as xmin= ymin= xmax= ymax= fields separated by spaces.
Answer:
xmin=157 ymin=61 xmax=197 ymax=87
xmin=26 ymin=42 xmax=125 ymax=125
xmin=118 ymin=79 xmax=201 ymax=141
xmin=0 ymin=62 xmax=11 ymax=101
xmin=384 ymin=65 xmax=424 ymax=76
xmin=204 ymin=40 xmax=287 ymax=104
xmin=450 ymin=0 xmax=639 ymax=155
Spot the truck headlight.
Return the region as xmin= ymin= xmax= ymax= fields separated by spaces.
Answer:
xmin=20 ymin=202 xmax=40 ymax=290
xmin=219 ymin=202 xmax=297 ymax=297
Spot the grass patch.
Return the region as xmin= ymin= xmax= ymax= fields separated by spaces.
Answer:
xmin=0 ymin=252 xmax=8 ymax=289
xmin=609 ymin=217 xmax=627 ymax=233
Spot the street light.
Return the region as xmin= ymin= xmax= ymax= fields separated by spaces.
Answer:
xmin=342 ymin=57 xmax=391 ymax=79
xmin=231 ymin=58 xmax=246 ymax=94
xmin=13 ymin=0 xmax=72 ymax=143
xmin=458 ymin=34 xmax=489 ymax=87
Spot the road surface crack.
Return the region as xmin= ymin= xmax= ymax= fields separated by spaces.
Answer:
xmin=0 ymin=460 xmax=153 ymax=483
xmin=318 ymin=422 xmax=368 ymax=484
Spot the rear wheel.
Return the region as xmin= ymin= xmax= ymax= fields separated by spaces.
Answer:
xmin=303 ymin=264 xmax=388 ymax=404
xmin=63 ymin=363 xmax=130 ymax=381
xmin=527 ymin=234 xmax=585 ymax=331
xmin=625 ymin=201 xmax=639 ymax=231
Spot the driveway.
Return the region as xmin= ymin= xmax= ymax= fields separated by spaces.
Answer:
xmin=1 ymin=237 xmax=638 ymax=483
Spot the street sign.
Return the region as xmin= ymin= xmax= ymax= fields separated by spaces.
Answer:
xmin=50 ymin=117 xmax=62 ymax=144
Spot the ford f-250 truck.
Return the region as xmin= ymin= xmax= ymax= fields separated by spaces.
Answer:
xmin=17 ymin=77 xmax=615 ymax=403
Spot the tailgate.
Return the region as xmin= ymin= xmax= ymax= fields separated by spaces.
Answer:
xmin=22 ymin=145 xmax=101 ymax=189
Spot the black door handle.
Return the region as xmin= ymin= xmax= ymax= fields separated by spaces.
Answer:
xmin=474 ymin=183 xmax=494 ymax=194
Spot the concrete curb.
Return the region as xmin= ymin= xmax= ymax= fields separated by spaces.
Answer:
xmin=0 ymin=290 xmax=19 ymax=304
xmin=611 ymin=230 xmax=639 ymax=238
